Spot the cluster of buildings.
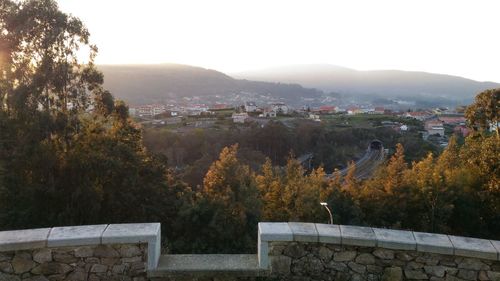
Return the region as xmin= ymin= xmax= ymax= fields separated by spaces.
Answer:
xmin=232 ymin=102 xmax=292 ymax=123
xmin=129 ymin=104 xmax=214 ymax=118
xmin=403 ymin=111 xmax=466 ymax=136
xmin=129 ymin=101 xmax=477 ymax=144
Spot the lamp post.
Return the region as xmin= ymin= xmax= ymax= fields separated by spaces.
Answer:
xmin=320 ymin=202 xmax=333 ymax=224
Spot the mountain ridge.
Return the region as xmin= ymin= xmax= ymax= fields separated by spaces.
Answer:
xmin=232 ymin=64 xmax=500 ymax=103
xmin=98 ymin=64 xmax=323 ymax=105
xmin=98 ymin=63 xmax=499 ymax=106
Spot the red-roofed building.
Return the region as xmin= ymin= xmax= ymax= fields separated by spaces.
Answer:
xmin=374 ymin=107 xmax=385 ymax=114
xmin=439 ymin=115 xmax=466 ymax=125
xmin=425 ymin=119 xmax=445 ymax=136
xmin=318 ymin=105 xmax=336 ymax=114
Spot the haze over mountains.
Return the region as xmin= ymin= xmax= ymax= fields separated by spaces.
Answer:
xmin=99 ymin=64 xmax=322 ymax=105
xmin=99 ymin=63 xmax=499 ymax=107
xmin=234 ymin=64 xmax=499 ymax=104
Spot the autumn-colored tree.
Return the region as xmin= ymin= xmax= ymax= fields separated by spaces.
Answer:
xmin=465 ymin=88 xmax=499 ymax=135
xmin=343 ymin=161 xmax=359 ymax=192
xmin=256 ymin=158 xmax=287 ymax=221
xmin=180 ymin=144 xmax=261 ymax=253
xmin=299 ymin=166 xmax=329 ymax=222
xmin=281 ymin=157 xmax=306 ymax=220
xmin=384 ymin=143 xmax=408 ymax=194
xmin=408 ymin=153 xmax=454 ymax=232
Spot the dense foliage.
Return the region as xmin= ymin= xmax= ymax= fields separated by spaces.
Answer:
xmin=143 ymin=119 xmax=435 ymax=187
xmin=0 ymin=0 xmax=498 ymax=256
xmin=0 ymin=0 xmax=181 ymax=230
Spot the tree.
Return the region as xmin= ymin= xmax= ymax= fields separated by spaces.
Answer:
xmin=384 ymin=143 xmax=408 ymax=194
xmin=409 ymin=153 xmax=454 ymax=232
xmin=465 ymin=88 xmax=499 ymax=135
xmin=256 ymin=158 xmax=287 ymax=221
xmin=343 ymin=161 xmax=359 ymax=192
xmin=0 ymin=0 xmax=186 ymax=238
xmin=183 ymin=144 xmax=261 ymax=253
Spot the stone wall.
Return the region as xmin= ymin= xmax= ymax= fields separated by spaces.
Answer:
xmin=269 ymin=242 xmax=500 ymax=281
xmin=2 ymin=222 xmax=500 ymax=281
xmin=259 ymin=223 xmax=500 ymax=281
xmin=0 ymin=244 xmax=147 ymax=281
xmin=0 ymin=223 xmax=160 ymax=281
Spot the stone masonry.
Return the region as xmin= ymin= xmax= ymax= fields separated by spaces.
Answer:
xmin=2 ymin=222 xmax=500 ymax=281
xmin=269 ymin=242 xmax=500 ymax=281
xmin=0 ymin=244 xmax=147 ymax=281
xmin=0 ymin=223 xmax=160 ymax=281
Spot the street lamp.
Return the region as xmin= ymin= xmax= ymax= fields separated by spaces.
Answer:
xmin=320 ymin=202 xmax=333 ymax=224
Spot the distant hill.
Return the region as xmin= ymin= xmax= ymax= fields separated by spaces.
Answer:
xmin=98 ymin=64 xmax=323 ymax=105
xmin=233 ymin=64 xmax=500 ymax=104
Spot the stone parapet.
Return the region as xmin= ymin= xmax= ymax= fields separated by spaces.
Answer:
xmin=0 ymin=223 xmax=160 ymax=271
xmin=258 ymin=223 xmax=500 ymax=270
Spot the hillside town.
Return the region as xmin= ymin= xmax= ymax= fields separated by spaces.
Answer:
xmin=128 ymin=97 xmax=482 ymax=148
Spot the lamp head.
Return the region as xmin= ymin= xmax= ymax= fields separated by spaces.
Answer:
xmin=320 ymin=202 xmax=328 ymax=206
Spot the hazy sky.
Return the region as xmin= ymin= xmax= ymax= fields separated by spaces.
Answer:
xmin=57 ymin=0 xmax=500 ymax=82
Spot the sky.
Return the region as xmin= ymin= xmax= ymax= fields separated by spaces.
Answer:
xmin=57 ymin=0 xmax=500 ymax=83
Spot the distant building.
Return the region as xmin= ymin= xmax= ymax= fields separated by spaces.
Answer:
xmin=260 ymin=108 xmax=277 ymax=118
xmin=309 ymin=113 xmax=321 ymax=122
xmin=373 ymin=107 xmax=385 ymax=114
xmin=211 ymin=104 xmax=231 ymax=110
xmin=404 ymin=111 xmax=433 ymax=121
xmin=347 ymin=107 xmax=362 ymax=115
xmin=318 ymin=105 xmax=336 ymax=114
xmin=433 ymin=107 xmax=450 ymax=115
xmin=232 ymin=112 xmax=249 ymax=123
xmin=425 ymin=119 xmax=445 ymax=136
xmin=438 ymin=115 xmax=466 ymax=125
xmin=132 ymin=104 xmax=166 ymax=117
xmin=244 ymin=102 xmax=258 ymax=112
xmin=128 ymin=107 xmax=137 ymax=116
xmin=271 ymin=102 xmax=289 ymax=114
xmin=186 ymin=104 xmax=209 ymax=116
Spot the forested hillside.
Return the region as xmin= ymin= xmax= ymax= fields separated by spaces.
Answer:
xmin=99 ymin=64 xmax=323 ymax=105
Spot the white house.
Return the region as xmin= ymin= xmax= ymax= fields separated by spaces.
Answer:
xmin=244 ymin=102 xmax=258 ymax=112
xmin=309 ymin=113 xmax=321 ymax=122
xmin=232 ymin=112 xmax=249 ymax=123
xmin=271 ymin=103 xmax=289 ymax=114
xmin=260 ymin=109 xmax=277 ymax=118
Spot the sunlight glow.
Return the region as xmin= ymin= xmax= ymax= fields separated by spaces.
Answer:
xmin=56 ymin=0 xmax=500 ymax=82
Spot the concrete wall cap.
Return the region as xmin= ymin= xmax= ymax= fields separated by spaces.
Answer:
xmin=413 ymin=231 xmax=454 ymax=255
xmin=340 ymin=225 xmax=376 ymax=247
xmin=258 ymin=223 xmax=293 ymax=242
xmin=449 ymin=235 xmax=497 ymax=260
xmin=315 ymin=224 xmax=341 ymax=244
xmin=373 ymin=228 xmax=416 ymax=250
xmin=288 ymin=223 xmax=318 ymax=243
xmin=101 ymin=223 xmax=160 ymax=244
xmin=0 ymin=228 xmax=51 ymax=251
xmin=48 ymin=224 xmax=108 ymax=247
xmin=490 ymin=240 xmax=500 ymax=261
xmin=101 ymin=223 xmax=161 ymax=270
